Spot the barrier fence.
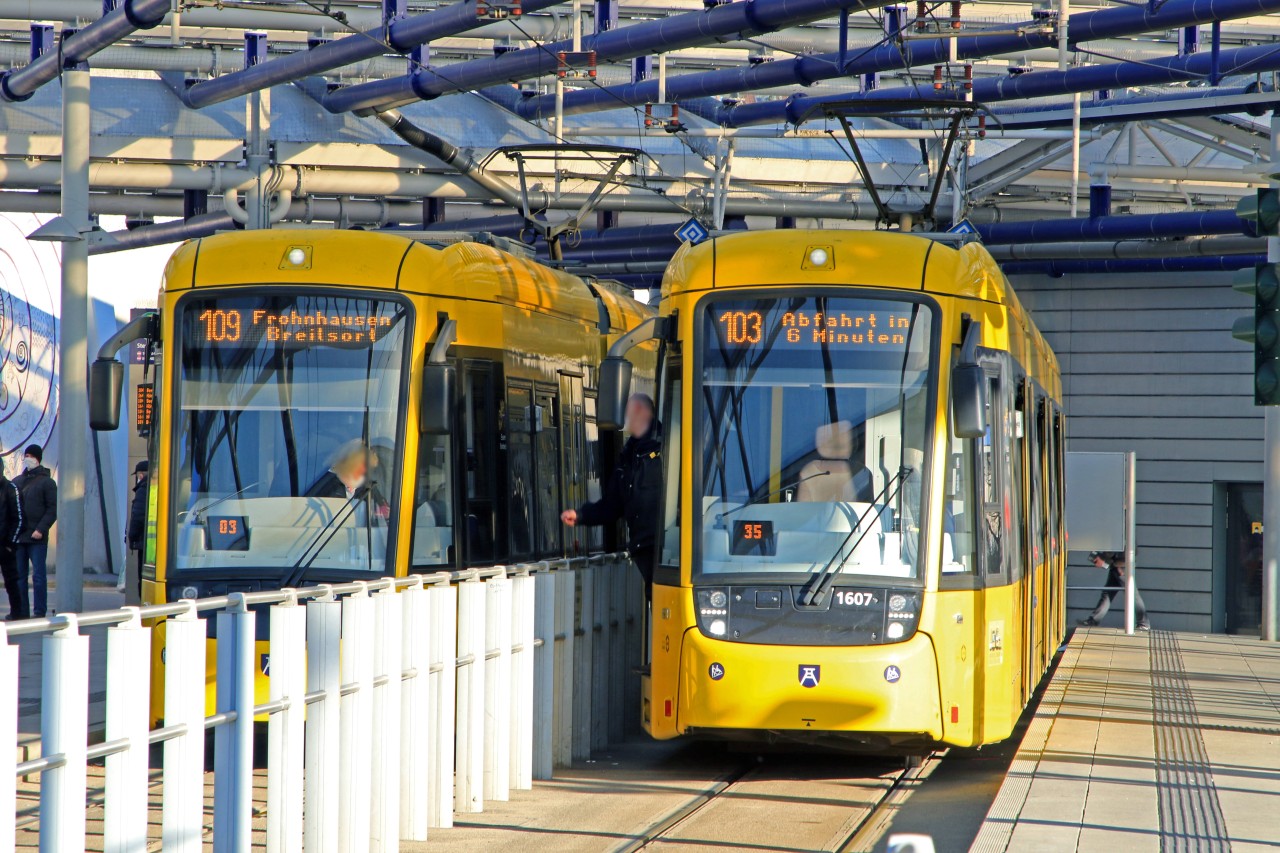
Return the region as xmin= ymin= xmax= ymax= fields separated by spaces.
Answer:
xmin=3 ymin=553 xmax=642 ymax=852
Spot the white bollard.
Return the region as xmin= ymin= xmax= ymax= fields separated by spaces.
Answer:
xmin=371 ymin=585 xmax=403 ymax=853
xmin=509 ymin=571 xmax=535 ymax=790
xmin=400 ymin=581 xmax=431 ymax=841
xmin=162 ymin=603 xmax=207 ymax=853
xmin=267 ymin=594 xmax=307 ymax=853
xmin=591 ymin=561 xmax=609 ymax=751
xmin=552 ymin=566 xmax=576 ymax=769
xmin=339 ymin=584 xmax=375 ymax=853
xmin=455 ymin=578 xmax=487 ymax=814
xmin=0 ymin=626 xmax=15 ymax=847
xmin=427 ymin=581 xmax=457 ymax=828
xmin=213 ymin=594 xmax=256 ymax=853
xmin=572 ymin=565 xmax=594 ymax=762
xmin=40 ymin=613 xmax=90 ymax=853
xmin=531 ymin=568 xmax=555 ymax=781
xmin=104 ymin=608 xmax=151 ymax=853
xmin=305 ymin=593 xmax=342 ymax=852
xmin=483 ymin=574 xmax=513 ymax=802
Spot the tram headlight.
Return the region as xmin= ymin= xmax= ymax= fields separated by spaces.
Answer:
xmin=886 ymin=622 xmax=905 ymax=640
xmin=696 ymin=587 xmax=731 ymax=639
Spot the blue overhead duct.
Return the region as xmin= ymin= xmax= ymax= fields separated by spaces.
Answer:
xmin=977 ymin=211 xmax=1253 ymax=245
xmin=711 ymin=42 xmax=1280 ymax=126
xmin=1002 ymin=255 xmax=1264 ymax=275
xmin=519 ymin=0 xmax=1280 ymax=118
xmin=977 ymin=83 xmax=1280 ymax=128
xmin=322 ymin=0 xmax=879 ymax=113
xmin=0 ymin=0 xmax=169 ymax=101
xmin=181 ymin=0 xmax=569 ymax=109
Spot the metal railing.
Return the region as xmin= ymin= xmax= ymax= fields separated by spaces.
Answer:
xmin=3 ymin=554 xmax=642 ymax=851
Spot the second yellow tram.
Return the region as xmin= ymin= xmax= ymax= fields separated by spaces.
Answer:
xmin=605 ymin=229 xmax=1066 ymax=751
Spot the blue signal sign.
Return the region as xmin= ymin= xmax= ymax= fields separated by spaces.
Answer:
xmin=675 ymin=218 xmax=710 ymax=245
xmin=947 ymin=219 xmax=977 ymax=235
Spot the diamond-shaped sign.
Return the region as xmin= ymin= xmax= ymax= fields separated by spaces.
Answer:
xmin=675 ymin=218 xmax=710 ymax=245
xmin=948 ymin=219 xmax=977 ymax=235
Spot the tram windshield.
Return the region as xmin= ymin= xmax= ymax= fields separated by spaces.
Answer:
xmin=691 ymin=294 xmax=935 ymax=581
xmin=171 ymin=292 xmax=419 ymax=578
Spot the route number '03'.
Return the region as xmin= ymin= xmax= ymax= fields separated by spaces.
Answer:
xmin=835 ymin=590 xmax=876 ymax=607
xmin=199 ymin=309 xmax=242 ymax=343
xmin=218 ymin=518 xmax=238 ymax=535
xmin=719 ymin=311 xmax=763 ymax=344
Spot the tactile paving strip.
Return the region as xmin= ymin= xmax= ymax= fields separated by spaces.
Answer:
xmin=1149 ymin=629 xmax=1229 ymax=853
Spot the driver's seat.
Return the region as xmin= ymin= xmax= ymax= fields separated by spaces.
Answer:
xmin=797 ymin=421 xmax=857 ymax=502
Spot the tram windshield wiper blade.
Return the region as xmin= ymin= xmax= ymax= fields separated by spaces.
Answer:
xmin=715 ymin=471 xmax=830 ymax=523
xmin=283 ymin=484 xmax=371 ymax=588
xmin=797 ymin=467 xmax=912 ymax=608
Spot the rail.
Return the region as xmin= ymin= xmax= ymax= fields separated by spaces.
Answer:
xmin=2 ymin=553 xmax=643 ymax=851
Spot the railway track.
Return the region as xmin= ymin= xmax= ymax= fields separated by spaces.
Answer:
xmin=615 ymin=752 xmax=935 ymax=853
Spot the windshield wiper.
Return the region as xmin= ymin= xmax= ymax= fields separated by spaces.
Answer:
xmin=283 ymin=483 xmax=372 ymax=588
xmin=189 ymin=481 xmax=261 ymax=525
xmin=714 ymin=471 xmax=831 ymax=524
xmin=797 ymin=467 xmax=912 ymax=607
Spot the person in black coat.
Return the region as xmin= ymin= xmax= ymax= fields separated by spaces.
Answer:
xmin=13 ymin=444 xmax=56 ymax=618
xmin=0 ymin=464 xmax=23 ymax=620
xmin=125 ymin=460 xmax=149 ymax=599
xmin=561 ymin=394 xmax=663 ymax=593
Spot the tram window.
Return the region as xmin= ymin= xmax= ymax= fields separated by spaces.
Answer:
xmin=172 ymin=293 xmax=410 ymax=578
xmin=506 ymin=385 xmax=535 ymax=558
xmin=411 ymin=434 xmax=454 ymax=567
xmin=582 ymin=396 xmax=604 ymax=552
xmin=1005 ymin=379 xmax=1026 ymax=579
xmin=464 ymin=365 xmax=498 ymax=563
xmin=1029 ymin=396 xmax=1045 ymax=567
xmin=533 ymin=390 xmax=562 ymax=555
xmin=943 ymin=411 xmax=977 ymax=576
xmin=695 ymin=295 xmax=934 ymax=580
xmin=659 ymin=362 xmax=682 ymax=568
xmin=982 ymin=375 xmax=1004 ymax=577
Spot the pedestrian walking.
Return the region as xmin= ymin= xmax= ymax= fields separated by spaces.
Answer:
xmin=0 ymin=459 xmax=23 ymax=620
xmin=1079 ymin=550 xmax=1150 ymax=631
xmin=14 ymin=444 xmax=57 ymax=618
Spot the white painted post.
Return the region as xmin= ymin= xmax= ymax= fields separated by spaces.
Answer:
xmin=305 ymin=592 xmax=342 ymax=852
xmin=213 ymin=594 xmax=256 ymax=853
xmin=339 ymin=584 xmax=374 ymax=853
xmin=591 ymin=561 xmax=609 ymax=751
xmin=371 ymin=585 xmax=404 ymax=853
xmin=483 ymin=574 xmax=512 ymax=802
xmin=40 ymin=613 xmax=90 ymax=853
xmin=104 ymin=608 xmax=151 ymax=853
xmin=455 ymin=577 xmax=487 ymax=813
xmin=510 ymin=571 xmax=536 ymax=790
xmin=162 ymin=603 xmax=207 ymax=852
xmin=623 ymin=563 xmax=644 ymax=732
xmin=552 ymin=566 xmax=575 ymax=768
xmin=609 ymin=560 xmax=627 ymax=743
xmin=573 ymin=565 xmax=594 ymax=762
xmin=427 ymin=582 xmax=457 ymax=828
xmin=267 ymin=594 xmax=307 ymax=853
xmin=400 ymin=581 xmax=431 ymax=841
xmin=0 ymin=626 xmax=15 ymax=847
xmin=531 ymin=568 xmax=555 ymax=781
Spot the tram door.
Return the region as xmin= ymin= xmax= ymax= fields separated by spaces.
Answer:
xmin=1224 ymin=483 xmax=1264 ymax=634
xmin=559 ymin=372 xmax=587 ymax=555
xmin=505 ymin=382 xmax=564 ymax=557
xmin=533 ymin=386 xmax=563 ymax=555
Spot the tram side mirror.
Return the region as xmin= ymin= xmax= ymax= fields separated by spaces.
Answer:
xmin=951 ymin=362 xmax=987 ymax=439
xmin=421 ymin=363 xmax=455 ymax=435
xmin=89 ymin=357 xmax=124 ymax=432
xmin=598 ymin=356 xmax=633 ymax=431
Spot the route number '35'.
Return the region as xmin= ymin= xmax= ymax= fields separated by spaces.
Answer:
xmin=834 ymin=591 xmax=876 ymax=607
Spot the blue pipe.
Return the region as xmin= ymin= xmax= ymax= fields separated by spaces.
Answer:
xmin=978 ymin=210 xmax=1253 ymax=245
xmin=1001 ymin=255 xmax=1265 ymax=275
xmin=715 ymin=42 xmax=1280 ymax=125
xmin=975 ymin=83 xmax=1280 ymax=127
xmin=0 ymin=0 xmax=168 ymax=101
xmin=323 ymin=0 xmax=875 ymax=113
xmin=182 ymin=0 xmax=567 ymax=110
xmin=520 ymin=0 xmax=1280 ymax=118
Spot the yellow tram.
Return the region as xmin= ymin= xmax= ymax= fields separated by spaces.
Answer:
xmin=91 ymin=229 xmax=653 ymax=721
xmin=602 ymin=229 xmax=1065 ymax=751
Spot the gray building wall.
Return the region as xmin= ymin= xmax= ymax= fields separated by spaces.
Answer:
xmin=1010 ymin=270 xmax=1264 ymax=633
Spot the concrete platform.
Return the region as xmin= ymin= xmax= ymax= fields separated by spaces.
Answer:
xmin=973 ymin=629 xmax=1280 ymax=852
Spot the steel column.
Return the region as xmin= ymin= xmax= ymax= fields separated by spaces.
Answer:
xmin=304 ymin=593 xmax=342 ymax=851
xmin=212 ymin=595 xmax=256 ymax=853
xmin=39 ymin=615 xmax=90 ymax=852
xmin=103 ymin=609 xmax=150 ymax=853
xmin=1264 ymin=112 xmax=1280 ymax=643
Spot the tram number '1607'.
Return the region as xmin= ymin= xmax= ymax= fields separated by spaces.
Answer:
xmin=833 ymin=590 xmax=877 ymax=607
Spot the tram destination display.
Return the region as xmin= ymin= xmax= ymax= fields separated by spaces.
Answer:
xmin=714 ymin=303 xmax=915 ymax=349
xmin=192 ymin=306 xmax=396 ymax=348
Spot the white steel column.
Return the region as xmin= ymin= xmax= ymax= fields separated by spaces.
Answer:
xmin=0 ymin=627 xmax=15 ymax=846
xmin=1057 ymin=0 xmax=1080 ymax=218
xmin=1263 ymin=112 xmax=1280 ymax=643
xmin=56 ymin=64 xmax=91 ymax=615
xmin=162 ymin=604 xmax=207 ymax=853
xmin=305 ymin=592 xmax=342 ymax=850
xmin=400 ymin=581 xmax=432 ymax=841
xmin=103 ymin=608 xmax=151 ymax=853
xmin=267 ymin=595 xmax=307 ymax=853
xmin=40 ymin=614 xmax=90 ymax=852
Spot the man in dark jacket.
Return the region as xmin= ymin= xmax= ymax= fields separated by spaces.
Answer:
xmin=561 ymin=394 xmax=663 ymax=593
xmin=0 ymin=462 xmax=23 ymax=620
xmin=125 ymin=460 xmax=149 ymax=599
xmin=14 ymin=444 xmax=57 ymax=618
